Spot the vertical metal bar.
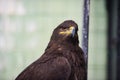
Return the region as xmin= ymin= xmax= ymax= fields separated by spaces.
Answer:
xmin=106 ymin=0 xmax=118 ymax=80
xmin=82 ymin=0 xmax=90 ymax=64
xmin=111 ymin=0 xmax=118 ymax=79
xmin=82 ymin=0 xmax=90 ymax=80
xmin=117 ymin=6 xmax=120 ymax=79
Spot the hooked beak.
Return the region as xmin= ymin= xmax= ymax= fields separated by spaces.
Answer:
xmin=69 ymin=27 xmax=76 ymax=37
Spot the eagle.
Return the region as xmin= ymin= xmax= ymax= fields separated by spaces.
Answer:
xmin=15 ymin=20 xmax=87 ymax=80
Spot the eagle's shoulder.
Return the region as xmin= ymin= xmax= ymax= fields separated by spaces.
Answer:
xmin=16 ymin=55 xmax=71 ymax=80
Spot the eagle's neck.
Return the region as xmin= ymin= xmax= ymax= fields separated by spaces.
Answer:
xmin=45 ymin=39 xmax=79 ymax=52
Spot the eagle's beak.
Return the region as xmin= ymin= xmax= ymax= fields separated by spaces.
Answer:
xmin=69 ymin=27 xmax=76 ymax=37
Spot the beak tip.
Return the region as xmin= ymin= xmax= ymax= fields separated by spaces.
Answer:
xmin=72 ymin=28 xmax=76 ymax=37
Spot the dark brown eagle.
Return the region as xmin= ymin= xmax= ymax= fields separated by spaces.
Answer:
xmin=15 ymin=20 xmax=87 ymax=80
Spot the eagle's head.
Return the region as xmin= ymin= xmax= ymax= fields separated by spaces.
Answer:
xmin=50 ymin=20 xmax=79 ymax=45
xmin=57 ymin=20 xmax=78 ymax=38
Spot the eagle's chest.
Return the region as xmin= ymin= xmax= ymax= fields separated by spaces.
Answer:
xmin=56 ymin=48 xmax=86 ymax=80
xmin=63 ymin=51 xmax=81 ymax=66
xmin=62 ymin=51 xmax=85 ymax=80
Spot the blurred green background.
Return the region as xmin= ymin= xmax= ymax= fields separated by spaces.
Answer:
xmin=0 ymin=0 xmax=107 ymax=80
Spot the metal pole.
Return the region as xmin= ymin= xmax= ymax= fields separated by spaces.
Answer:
xmin=82 ymin=0 xmax=90 ymax=79
xmin=82 ymin=0 xmax=90 ymax=64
